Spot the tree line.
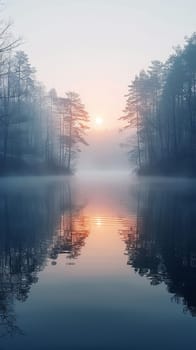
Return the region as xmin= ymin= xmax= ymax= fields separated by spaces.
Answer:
xmin=0 ymin=18 xmax=89 ymax=175
xmin=121 ymin=33 xmax=196 ymax=175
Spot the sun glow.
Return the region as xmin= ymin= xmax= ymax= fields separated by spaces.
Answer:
xmin=95 ymin=116 xmax=104 ymax=127
xmin=95 ymin=217 xmax=103 ymax=226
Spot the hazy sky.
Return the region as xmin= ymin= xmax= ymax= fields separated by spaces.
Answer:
xmin=5 ymin=0 xmax=196 ymax=128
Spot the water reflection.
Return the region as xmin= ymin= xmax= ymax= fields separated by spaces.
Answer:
xmin=50 ymin=186 xmax=89 ymax=262
xmin=1 ymin=176 xmax=196 ymax=349
xmin=0 ymin=179 xmax=88 ymax=337
xmin=121 ymin=181 xmax=196 ymax=316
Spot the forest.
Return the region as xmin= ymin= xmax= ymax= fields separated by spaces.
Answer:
xmin=0 ymin=20 xmax=89 ymax=175
xmin=121 ymin=33 xmax=196 ymax=176
xmin=2 ymin=11 xmax=196 ymax=177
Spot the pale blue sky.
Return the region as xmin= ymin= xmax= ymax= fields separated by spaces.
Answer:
xmin=5 ymin=0 xmax=196 ymax=127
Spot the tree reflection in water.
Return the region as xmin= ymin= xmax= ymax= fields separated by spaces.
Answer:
xmin=121 ymin=182 xmax=196 ymax=316
xmin=0 ymin=180 xmax=88 ymax=337
xmin=50 ymin=185 xmax=89 ymax=263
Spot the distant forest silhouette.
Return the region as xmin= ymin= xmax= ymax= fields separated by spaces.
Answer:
xmin=0 ymin=16 xmax=89 ymax=175
xmin=121 ymin=34 xmax=196 ymax=176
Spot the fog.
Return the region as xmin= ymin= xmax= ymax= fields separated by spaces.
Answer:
xmin=78 ymin=128 xmax=130 ymax=172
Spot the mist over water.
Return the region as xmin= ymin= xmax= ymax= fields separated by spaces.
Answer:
xmin=77 ymin=129 xmax=130 ymax=172
xmin=0 ymin=173 xmax=196 ymax=349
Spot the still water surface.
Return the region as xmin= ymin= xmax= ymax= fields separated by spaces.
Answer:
xmin=0 ymin=173 xmax=196 ymax=350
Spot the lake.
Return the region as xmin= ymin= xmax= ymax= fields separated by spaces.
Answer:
xmin=0 ymin=173 xmax=196 ymax=350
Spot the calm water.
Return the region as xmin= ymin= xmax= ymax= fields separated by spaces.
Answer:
xmin=0 ymin=174 xmax=196 ymax=350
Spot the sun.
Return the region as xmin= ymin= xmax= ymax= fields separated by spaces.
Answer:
xmin=95 ymin=116 xmax=103 ymax=126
